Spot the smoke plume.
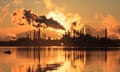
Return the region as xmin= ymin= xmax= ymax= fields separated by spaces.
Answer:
xmin=11 ymin=9 xmax=65 ymax=30
xmin=102 ymin=15 xmax=120 ymax=39
xmin=85 ymin=14 xmax=120 ymax=39
xmin=11 ymin=0 xmax=85 ymax=38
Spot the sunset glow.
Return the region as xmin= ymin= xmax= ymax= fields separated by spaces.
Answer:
xmin=0 ymin=0 xmax=120 ymax=72
xmin=0 ymin=0 xmax=120 ymax=40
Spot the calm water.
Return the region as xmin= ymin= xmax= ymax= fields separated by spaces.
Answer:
xmin=0 ymin=46 xmax=120 ymax=72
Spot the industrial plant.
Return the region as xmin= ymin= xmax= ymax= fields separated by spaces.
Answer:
xmin=0 ymin=26 xmax=120 ymax=47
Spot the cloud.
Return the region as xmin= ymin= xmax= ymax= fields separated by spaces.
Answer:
xmin=102 ymin=15 xmax=120 ymax=39
xmin=85 ymin=14 xmax=120 ymax=39
xmin=10 ymin=0 xmax=84 ymax=38
xmin=11 ymin=8 xmax=28 ymax=25
xmin=0 ymin=3 xmax=10 ymax=23
xmin=11 ymin=9 xmax=65 ymax=30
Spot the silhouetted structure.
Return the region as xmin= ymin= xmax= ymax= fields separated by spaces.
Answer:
xmin=38 ymin=28 xmax=40 ymax=40
xmin=105 ymin=28 xmax=107 ymax=40
xmin=33 ymin=29 xmax=40 ymax=40
xmin=0 ymin=27 xmax=120 ymax=47
xmin=33 ymin=30 xmax=36 ymax=40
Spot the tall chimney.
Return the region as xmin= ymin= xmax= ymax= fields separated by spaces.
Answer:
xmin=34 ymin=30 xmax=36 ymax=40
xmin=38 ymin=28 xmax=40 ymax=40
xmin=105 ymin=28 xmax=107 ymax=39
xmin=29 ymin=31 xmax=31 ymax=40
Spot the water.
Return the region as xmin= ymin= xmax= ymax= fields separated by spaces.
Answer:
xmin=0 ymin=46 xmax=120 ymax=72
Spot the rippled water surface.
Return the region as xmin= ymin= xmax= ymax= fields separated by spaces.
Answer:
xmin=0 ymin=46 xmax=120 ymax=72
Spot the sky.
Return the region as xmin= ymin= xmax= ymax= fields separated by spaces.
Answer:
xmin=0 ymin=0 xmax=120 ymax=40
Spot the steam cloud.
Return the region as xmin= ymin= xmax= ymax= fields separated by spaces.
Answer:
xmin=85 ymin=14 xmax=120 ymax=39
xmin=12 ymin=9 xmax=65 ymax=30
xmin=102 ymin=15 xmax=120 ymax=39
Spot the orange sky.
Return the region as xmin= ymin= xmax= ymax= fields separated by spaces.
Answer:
xmin=0 ymin=0 xmax=120 ymax=40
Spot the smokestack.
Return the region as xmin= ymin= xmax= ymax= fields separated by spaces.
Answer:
xmin=105 ymin=28 xmax=107 ymax=39
xmin=38 ymin=28 xmax=40 ymax=40
xmin=12 ymin=9 xmax=65 ymax=30
xmin=83 ymin=27 xmax=86 ymax=35
xmin=28 ymin=31 xmax=31 ymax=40
xmin=33 ymin=30 xmax=36 ymax=40
xmin=26 ymin=32 xmax=29 ymax=39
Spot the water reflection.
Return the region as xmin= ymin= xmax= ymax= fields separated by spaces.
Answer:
xmin=0 ymin=46 xmax=120 ymax=72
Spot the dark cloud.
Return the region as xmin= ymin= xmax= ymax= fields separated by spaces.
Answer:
xmin=23 ymin=9 xmax=65 ymax=30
